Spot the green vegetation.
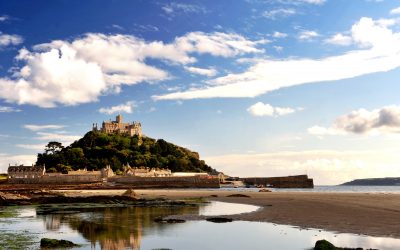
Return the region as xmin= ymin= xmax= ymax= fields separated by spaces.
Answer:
xmin=40 ymin=238 xmax=79 ymax=248
xmin=0 ymin=232 xmax=37 ymax=249
xmin=36 ymin=131 xmax=214 ymax=173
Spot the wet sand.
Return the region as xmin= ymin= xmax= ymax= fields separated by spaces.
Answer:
xmin=60 ymin=189 xmax=400 ymax=238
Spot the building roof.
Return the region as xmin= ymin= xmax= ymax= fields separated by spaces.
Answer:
xmin=8 ymin=165 xmax=45 ymax=173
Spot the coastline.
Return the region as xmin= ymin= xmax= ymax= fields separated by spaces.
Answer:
xmin=2 ymin=188 xmax=400 ymax=239
xmin=61 ymin=189 xmax=400 ymax=239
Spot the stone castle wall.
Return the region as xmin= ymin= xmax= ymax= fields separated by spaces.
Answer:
xmin=8 ymin=174 xmax=103 ymax=184
xmin=241 ymin=175 xmax=314 ymax=188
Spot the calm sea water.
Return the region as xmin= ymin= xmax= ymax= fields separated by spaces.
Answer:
xmin=1 ymin=201 xmax=400 ymax=250
xmin=219 ymin=185 xmax=400 ymax=193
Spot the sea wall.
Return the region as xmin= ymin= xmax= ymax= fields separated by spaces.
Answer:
xmin=8 ymin=174 xmax=102 ymax=184
xmin=241 ymin=175 xmax=314 ymax=188
xmin=109 ymin=176 xmax=220 ymax=188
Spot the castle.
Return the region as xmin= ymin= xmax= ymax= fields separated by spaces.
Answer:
xmin=93 ymin=114 xmax=142 ymax=137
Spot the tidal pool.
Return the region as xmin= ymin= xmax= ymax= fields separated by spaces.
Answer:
xmin=0 ymin=201 xmax=399 ymax=250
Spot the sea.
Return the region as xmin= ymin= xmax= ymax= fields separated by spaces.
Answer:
xmin=219 ymin=185 xmax=400 ymax=193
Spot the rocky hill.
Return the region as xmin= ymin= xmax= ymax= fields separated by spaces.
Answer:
xmin=341 ymin=177 xmax=400 ymax=186
xmin=36 ymin=131 xmax=214 ymax=174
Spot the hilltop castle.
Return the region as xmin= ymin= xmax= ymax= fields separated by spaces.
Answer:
xmin=93 ymin=114 xmax=142 ymax=137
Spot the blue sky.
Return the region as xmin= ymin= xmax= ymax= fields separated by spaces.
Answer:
xmin=1 ymin=0 xmax=400 ymax=184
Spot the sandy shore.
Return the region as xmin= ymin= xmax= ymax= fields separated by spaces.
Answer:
xmin=58 ymin=189 xmax=400 ymax=239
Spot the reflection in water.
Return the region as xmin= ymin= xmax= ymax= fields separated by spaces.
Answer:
xmin=36 ymin=204 xmax=199 ymax=250
xmin=1 ymin=202 xmax=400 ymax=250
xmin=199 ymin=201 xmax=259 ymax=216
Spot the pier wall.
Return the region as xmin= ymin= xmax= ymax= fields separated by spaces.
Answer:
xmin=241 ymin=175 xmax=314 ymax=188
xmin=110 ymin=176 xmax=220 ymax=188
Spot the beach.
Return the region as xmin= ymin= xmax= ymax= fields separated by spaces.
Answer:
xmin=58 ymin=189 xmax=400 ymax=239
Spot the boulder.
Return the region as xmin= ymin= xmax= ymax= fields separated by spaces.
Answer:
xmin=40 ymin=238 xmax=79 ymax=248
xmin=206 ymin=217 xmax=233 ymax=223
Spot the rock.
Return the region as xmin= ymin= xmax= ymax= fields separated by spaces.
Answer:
xmin=259 ymin=189 xmax=272 ymax=192
xmin=122 ymin=189 xmax=137 ymax=198
xmin=154 ymin=217 xmax=186 ymax=223
xmin=206 ymin=217 xmax=233 ymax=223
xmin=226 ymin=194 xmax=250 ymax=198
xmin=314 ymin=240 xmax=336 ymax=250
xmin=40 ymin=238 xmax=79 ymax=248
xmin=314 ymin=239 xmax=370 ymax=250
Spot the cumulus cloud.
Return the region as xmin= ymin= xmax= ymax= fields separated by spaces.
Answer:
xmin=99 ymin=101 xmax=136 ymax=115
xmin=298 ymin=30 xmax=320 ymax=41
xmin=263 ymin=8 xmax=296 ymax=20
xmin=23 ymin=124 xmax=66 ymax=131
xmin=154 ymin=17 xmax=400 ymax=100
xmin=308 ymin=106 xmax=400 ymax=136
xmin=0 ymin=32 xmax=23 ymax=47
xmin=0 ymin=154 xmax=37 ymax=173
xmin=184 ymin=66 xmax=218 ymax=77
xmin=325 ymin=33 xmax=353 ymax=46
xmin=247 ymin=102 xmax=296 ymax=117
xmin=0 ymin=106 xmax=21 ymax=113
xmin=0 ymin=32 xmax=264 ymax=107
xmin=205 ymin=149 xmax=400 ymax=185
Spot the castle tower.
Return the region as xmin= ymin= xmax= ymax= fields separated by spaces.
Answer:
xmin=116 ymin=114 xmax=123 ymax=123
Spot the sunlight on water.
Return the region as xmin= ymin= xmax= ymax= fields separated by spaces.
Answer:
xmin=199 ymin=201 xmax=260 ymax=216
xmin=1 ymin=202 xmax=400 ymax=250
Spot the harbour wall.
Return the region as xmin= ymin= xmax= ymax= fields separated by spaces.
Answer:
xmin=7 ymin=175 xmax=220 ymax=188
xmin=241 ymin=175 xmax=314 ymax=188
xmin=8 ymin=174 xmax=102 ymax=184
xmin=110 ymin=176 xmax=220 ymax=188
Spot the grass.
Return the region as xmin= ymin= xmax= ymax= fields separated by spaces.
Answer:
xmin=0 ymin=231 xmax=37 ymax=250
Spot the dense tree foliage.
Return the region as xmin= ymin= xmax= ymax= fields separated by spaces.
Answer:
xmin=36 ymin=131 xmax=214 ymax=174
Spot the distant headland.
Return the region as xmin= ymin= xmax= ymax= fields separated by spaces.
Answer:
xmin=341 ymin=177 xmax=400 ymax=186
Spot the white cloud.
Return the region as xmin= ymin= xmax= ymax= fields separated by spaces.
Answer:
xmin=23 ymin=124 xmax=66 ymax=131
xmin=390 ymin=7 xmax=400 ymax=15
xmin=263 ymin=8 xmax=296 ymax=20
xmin=273 ymin=46 xmax=283 ymax=52
xmin=162 ymin=2 xmax=207 ymax=15
xmin=0 ymin=154 xmax=37 ymax=173
xmin=0 ymin=32 xmax=264 ymax=107
xmin=325 ymin=33 xmax=353 ymax=46
xmin=309 ymin=105 xmax=400 ymax=136
xmin=0 ymin=15 xmax=9 ymax=22
xmin=154 ymin=17 xmax=400 ymax=101
xmin=247 ymin=102 xmax=296 ymax=117
xmin=298 ymin=30 xmax=320 ymax=40
xmin=205 ymin=149 xmax=400 ymax=185
xmin=0 ymin=33 xmax=23 ymax=47
xmin=272 ymin=31 xmax=288 ymax=38
xmin=300 ymin=0 xmax=325 ymax=4
xmin=99 ymin=101 xmax=136 ymax=115
xmin=184 ymin=66 xmax=218 ymax=77
xmin=16 ymin=143 xmax=45 ymax=151
xmin=0 ymin=106 xmax=21 ymax=113
xmin=35 ymin=132 xmax=81 ymax=146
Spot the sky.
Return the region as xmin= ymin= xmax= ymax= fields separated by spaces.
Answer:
xmin=1 ymin=0 xmax=400 ymax=184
